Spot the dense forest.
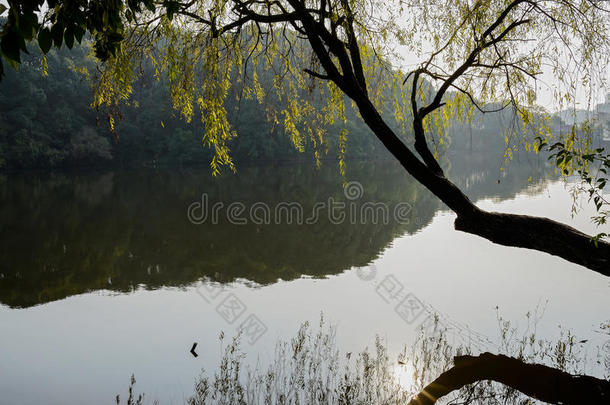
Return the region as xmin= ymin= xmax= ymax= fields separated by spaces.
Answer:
xmin=0 ymin=36 xmax=400 ymax=169
xmin=1 ymin=31 xmax=601 ymax=171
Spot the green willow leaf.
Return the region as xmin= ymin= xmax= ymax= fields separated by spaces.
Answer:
xmin=74 ymin=26 xmax=85 ymax=44
xmin=51 ymin=23 xmax=64 ymax=48
xmin=64 ymin=27 xmax=75 ymax=49
xmin=38 ymin=28 xmax=52 ymax=54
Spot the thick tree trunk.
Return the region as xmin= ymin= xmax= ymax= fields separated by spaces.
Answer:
xmin=296 ymin=4 xmax=610 ymax=276
xmin=407 ymin=352 xmax=610 ymax=405
xmin=350 ymin=93 xmax=610 ymax=277
xmin=455 ymin=210 xmax=610 ymax=275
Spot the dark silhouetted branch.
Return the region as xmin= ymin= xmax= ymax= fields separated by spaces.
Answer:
xmin=408 ymin=352 xmax=610 ymax=405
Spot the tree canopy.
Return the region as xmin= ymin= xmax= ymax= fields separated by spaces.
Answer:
xmin=0 ymin=36 xmax=399 ymax=169
xmin=2 ymin=2 xmax=610 ymax=402
xmin=1 ymin=1 xmax=609 ymax=272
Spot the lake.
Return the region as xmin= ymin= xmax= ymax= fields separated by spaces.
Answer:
xmin=0 ymin=157 xmax=609 ymax=404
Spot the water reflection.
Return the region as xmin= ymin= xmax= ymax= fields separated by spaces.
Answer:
xmin=0 ymin=157 xmax=553 ymax=308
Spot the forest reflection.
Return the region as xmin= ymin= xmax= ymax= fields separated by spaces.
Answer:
xmin=0 ymin=156 xmax=553 ymax=308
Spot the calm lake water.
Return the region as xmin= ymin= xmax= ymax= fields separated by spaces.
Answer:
xmin=1 ymin=158 xmax=609 ymax=404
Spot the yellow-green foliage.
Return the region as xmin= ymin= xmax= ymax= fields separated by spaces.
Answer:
xmin=91 ymin=0 xmax=610 ymax=176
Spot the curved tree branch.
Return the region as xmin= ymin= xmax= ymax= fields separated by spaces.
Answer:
xmin=455 ymin=210 xmax=610 ymax=275
xmin=410 ymin=70 xmax=445 ymax=176
xmin=407 ymin=352 xmax=610 ymax=405
xmin=290 ymin=0 xmax=610 ymax=276
xmin=419 ymin=16 xmax=531 ymax=118
xmin=145 ymin=0 xmax=610 ymax=275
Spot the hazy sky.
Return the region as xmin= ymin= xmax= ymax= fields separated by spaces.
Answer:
xmin=393 ymin=26 xmax=609 ymax=113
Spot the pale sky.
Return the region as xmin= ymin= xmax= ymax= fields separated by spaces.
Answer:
xmin=393 ymin=33 xmax=610 ymax=114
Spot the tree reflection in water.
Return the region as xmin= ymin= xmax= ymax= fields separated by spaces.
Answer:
xmin=115 ymin=314 xmax=609 ymax=405
xmin=0 ymin=158 xmax=553 ymax=308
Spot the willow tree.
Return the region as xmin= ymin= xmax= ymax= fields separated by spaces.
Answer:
xmin=1 ymin=0 xmax=609 ymax=274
